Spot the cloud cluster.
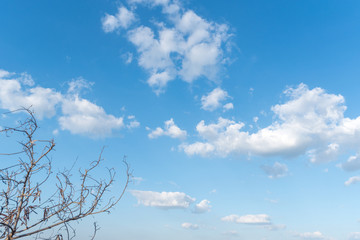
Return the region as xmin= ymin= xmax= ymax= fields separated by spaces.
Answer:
xmin=0 ymin=70 xmax=139 ymax=138
xmin=147 ymin=118 xmax=187 ymax=139
xmin=182 ymin=84 xmax=360 ymax=162
xmin=102 ymin=0 xmax=231 ymax=94
xmin=201 ymin=87 xmax=232 ymax=112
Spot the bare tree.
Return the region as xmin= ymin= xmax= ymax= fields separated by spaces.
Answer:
xmin=0 ymin=108 xmax=131 ymax=240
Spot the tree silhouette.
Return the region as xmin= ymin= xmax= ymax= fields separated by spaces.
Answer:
xmin=0 ymin=108 xmax=130 ymax=240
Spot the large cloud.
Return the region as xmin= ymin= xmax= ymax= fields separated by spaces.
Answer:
xmin=182 ymin=84 xmax=360 ymax=162
xmin=0 ymin=70 xmax=138 ymax=138
xmin=102 ymin=0 xmax=231 ymax=94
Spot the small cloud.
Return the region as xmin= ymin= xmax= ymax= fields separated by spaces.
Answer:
xmin=264 ymin=224 xmax=286 ymax=231
xmin=339 ymin=155 xmax=360 ymax=172
xmin=0 ymin=69 xmax=13 ymax=78
xmin=52 ymin=129 xmax=59 ymax=135
xmin=249 ymin=87 xmax=254 ymax=95
xmin=295 ymin=231 xmax=325 ymax=239
xmin=345 ymin=176 xmax=360 ymax=186
xmin=148 ymin=118 xmax=187 ymax=139
xmin=210 ymin=189 xmax=217 ymax=194
xmin=131 ymin=176 xmax=144 ymax=185
xmin=265 ymin=198 xmax=278 ymax=204
xmin=261 ymin=162 xmax=288 ymax=179
xmin=127 ymin=119 xmax=140 ymax=129
xmin=102 ymin=6 xmax=136 ymax=32
xmin=130 ymin=190 xmax=195 ymax=209
xmin=222 ymin=230 xmax=238 ymax=236
xmin=221 ymin=214 xmax=271 ymax=225
xmin=122 ymin=52 xmax=133 ymax=64
xmin=193 ymin=199 xmax=211 ymax=213
xmin=18 ymin=72 xmax=34 ymax=86
xmin=67 ymin=77 xmax=94 ymax=95
xmin=181 ymin=222 xmax=199 ymax=230
xmin=201 ymin=88 xmax=230 ymax=111
xmin=223 ymin=102 xmax=234 ymax=112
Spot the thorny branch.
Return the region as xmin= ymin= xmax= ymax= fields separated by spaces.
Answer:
xmin=0 ymin=108 xmax=131 ymax=239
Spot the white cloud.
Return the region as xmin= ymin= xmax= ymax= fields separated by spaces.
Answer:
xmin=18 ymin=72 xmax=35 ymax=86
xmin=201 ymin=88 xmax=229 ymax=111
xmin=349 ymin=232 xmax=360 ymax=240
xmin=296 ymin=231 xmax=325 ymax=239
xmin=67 ymin=77 xmax=93 ymax=95
xmin=193 ymin=199 xmax=211 ymax=213
xmin=0 ymin=78 xmax=62 ymax=119
xmin=104 ymin=0 xmax=231 ymax=93
xmin=182 ymin=84 xmax=360 ymax=161
xmin=102 ymin=7 xmax=136 ymax=32
xmin=223 ymin=102 xmax=234 ymax=111
xmin=181 ymin=222 xmax=199 ymax=230
xmin=344 ymin=176 xmax=360 ymax=186
xmin=130 ymin=190 xmax=195 ymax=209
xmin=221 ymin=214 xmax=271 ymax=225
xmin=0 ymin=69 xmax=135 ymax=138
xmin=148 ymin=118 xmax=187 ymax=139
xmin=261 ymin=162 xmax=288 ymax=179
xmin=264 ymin=224 xmax=286 ymax=231
xmin=59 ymin=97 xmax=124 ymax=138
xmin=0 ymin=69 xmax=12 ymax=78
xmin=339 ymin=155 xmax=360 ymax=172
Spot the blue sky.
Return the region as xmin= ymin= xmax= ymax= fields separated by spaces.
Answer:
xmin=1 ymin=0 xmax=360 ymax=239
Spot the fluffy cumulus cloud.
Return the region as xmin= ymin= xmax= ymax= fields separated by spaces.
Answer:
xmin=148 ymin=118 xmax=187 ymax=139
xmin=344 ymin=176 xmax=360 ymax=186
xmin=193 ymin=199 xmax=211 ymax=213
xmin=102 ymin=6 xmax=136 ymax=32
xmin=130 ymin=190 xmax=195 ymax=209
xmin=182 ymin=84 xmax=360 ymax=162
xmin=0 ymin=72 xmax=62 ymax=119
xmin=181 ymin=222 xmax=199 ymax=230
xmin=221 ymin=214 xmax=271 ymax=225
xmin=296 ymin=231 xmax=325 ymax=239
xmin=59 ymin=97 xmax=124 ymax=138
xmin=103 ymin=0 xmax=231 ymax=94
xmin=261 ymin=162 xmax=288 ymax=179
xmin=0 ymin=69 xmax=138 ymax=138
xmin=201 ymin=87 xmax=232 ymax=111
